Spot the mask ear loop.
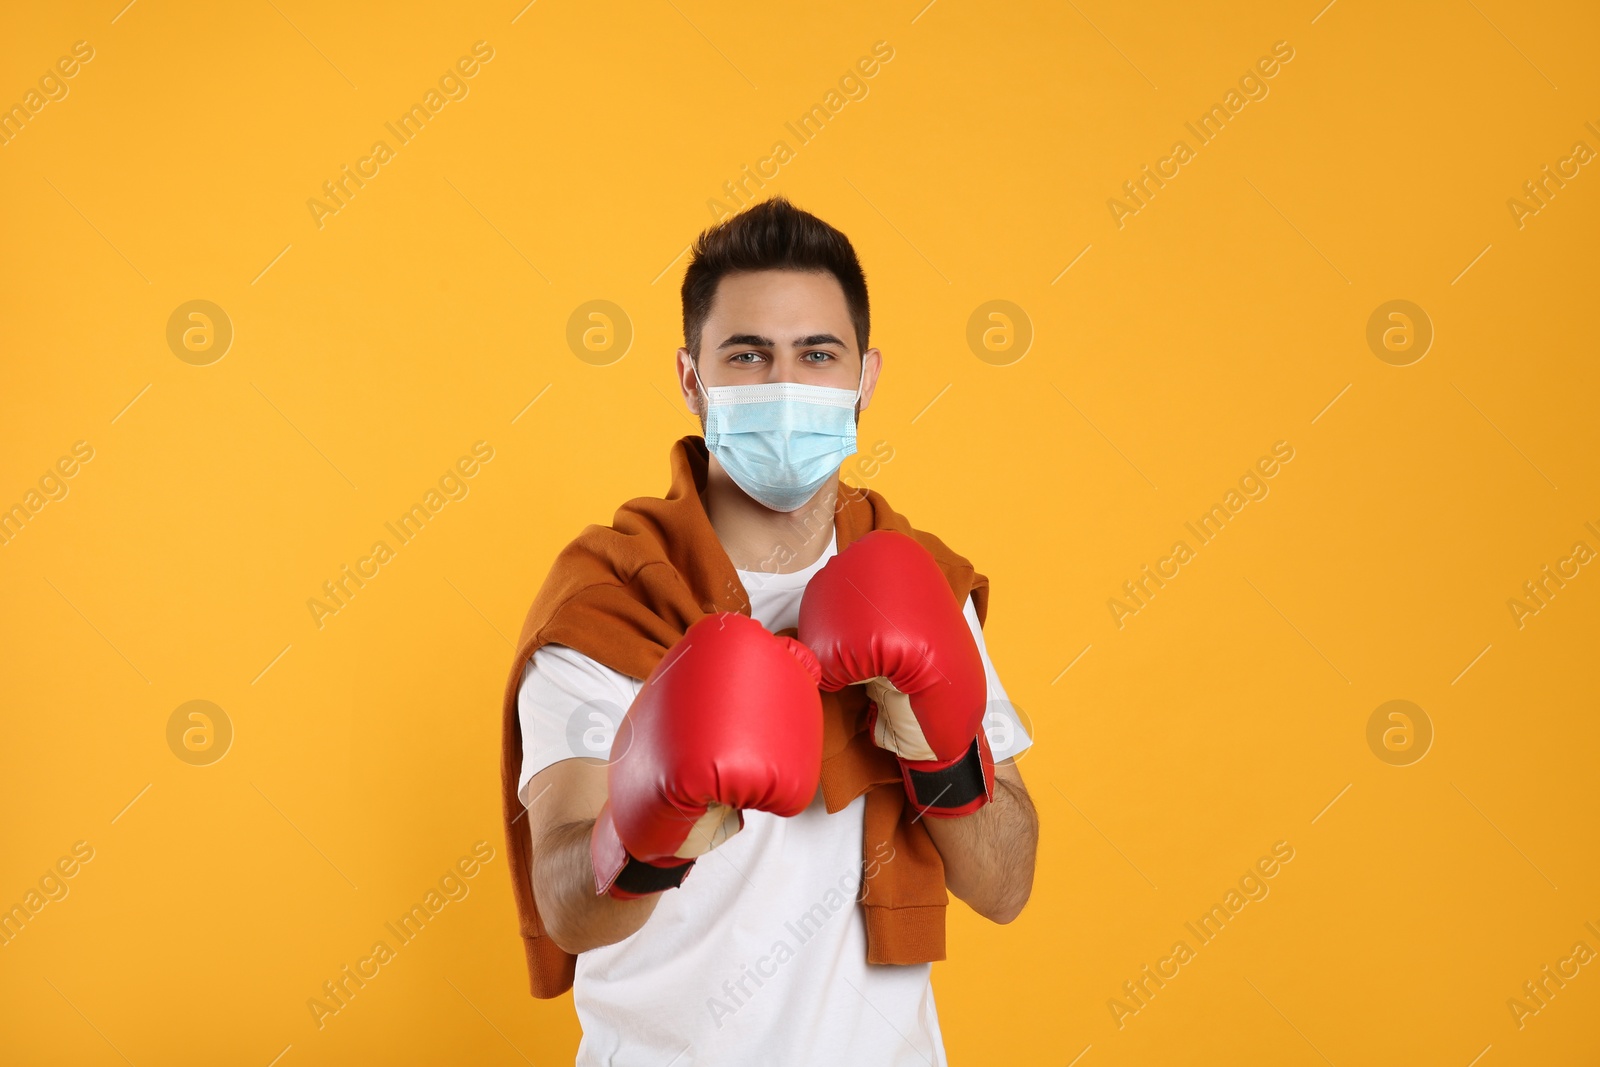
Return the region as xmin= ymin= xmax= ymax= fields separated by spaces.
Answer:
xmin=689 ymin=358 xmax=709 ymax=417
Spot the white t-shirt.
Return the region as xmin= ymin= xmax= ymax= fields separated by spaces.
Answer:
xmin=517 ymin=530 xmax=1032 ymax=1067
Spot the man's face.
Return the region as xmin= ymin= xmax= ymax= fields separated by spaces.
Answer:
xmin=678 ymin=269 xmax=881 ymax=426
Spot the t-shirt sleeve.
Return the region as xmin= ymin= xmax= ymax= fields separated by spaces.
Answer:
xmin=516 ymin=643 xmax=644 ymax=808
xmin=963 ymin=593 xmax=1034 ymax=763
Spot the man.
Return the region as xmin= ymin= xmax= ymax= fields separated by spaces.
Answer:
xmin=501 ymin=196 xmax=1038 ymax=1065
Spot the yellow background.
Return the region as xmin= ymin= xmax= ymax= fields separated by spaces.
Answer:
xmin=2 ymin=0 xmax=1597 ymax=1063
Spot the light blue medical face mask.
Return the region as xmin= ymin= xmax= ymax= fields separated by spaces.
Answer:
xmin=693 ymin=360 xmax=863 ymax=513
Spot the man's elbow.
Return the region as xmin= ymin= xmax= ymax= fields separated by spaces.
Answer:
xmin=960 ymin=863 xmax=1034 ymax=924
xmin=545 ymin=921 xmax=590 ymax=956
xmin=532 ymin=860 xmax=594 ymax=954
xmin=540 ymin=907 xmax=582 ymax=955
xmin=979 ymin=881 xmax=1033 ymax=925
xmin=987 ymin=900 xmax=1027 ymax=926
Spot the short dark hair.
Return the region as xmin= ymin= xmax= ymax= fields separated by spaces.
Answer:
xmin=681 ymin=196 xmax=870 ymax=361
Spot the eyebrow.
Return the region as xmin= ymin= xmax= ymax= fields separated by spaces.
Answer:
xmin=715 ymin=333 xmax=849 ymax=351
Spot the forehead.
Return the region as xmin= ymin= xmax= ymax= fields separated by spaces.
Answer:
xmin=706 ymin=270 xmax=852 ymax=337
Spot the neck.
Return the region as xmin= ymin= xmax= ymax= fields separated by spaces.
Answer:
xmin=702 ymin=453 xmax=837 ymax=574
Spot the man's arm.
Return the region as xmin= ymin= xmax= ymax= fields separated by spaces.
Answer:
xmin=524 ymin=757 xmax=659 ymax=955
xmin=524 ymin=615 xmax=825 ymax=953
xmin=920 ymin=758 xmax=1037 ymax=924
xmin=794 ymin=531 xmax=1039 ymax=922
xmin=918 ymin=590 xmax=1039 ymax=924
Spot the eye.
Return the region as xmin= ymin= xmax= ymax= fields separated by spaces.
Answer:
xmin=803 ymin=350 xmax=836 ymax=362
xmin=729 ymin=351 xmax=764 ymax=363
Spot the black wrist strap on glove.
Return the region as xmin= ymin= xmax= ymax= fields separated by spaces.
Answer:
xmin=591 ymin=802 xmax=695 ymax=899
xmin=612 ymin=854 xmax=694 ymax=896
xmin=900 ymin=731 xmax=996 ymax=818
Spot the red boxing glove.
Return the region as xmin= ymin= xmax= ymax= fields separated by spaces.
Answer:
xmin=590 ymin=613 xmax=824 ymax=899
xmin=798 ymin=530 xmax=994 ymax=818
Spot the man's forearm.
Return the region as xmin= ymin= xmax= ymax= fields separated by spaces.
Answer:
xmin=921 ymin=768 xmax=1037 ymax=924
xmin=531 ymin=819 xmax=661 ymax=954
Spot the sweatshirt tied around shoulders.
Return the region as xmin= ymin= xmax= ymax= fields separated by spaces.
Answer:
xmin=500 ymin=435 xmax=989 ymax=999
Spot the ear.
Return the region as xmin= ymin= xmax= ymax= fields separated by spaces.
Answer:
xmin=676 ymin=347 xmax=704 ymax=416
xmin=857 ymin=347 xmax=883 ymax=412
